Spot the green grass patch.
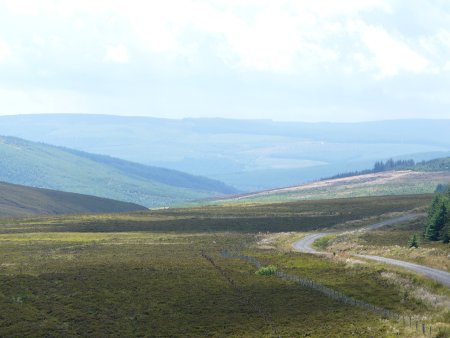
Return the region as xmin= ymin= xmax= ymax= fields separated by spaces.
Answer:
xmin=312 ymin=234 xmax=337 ymax=250
xmin=255 ymin=265 xmax=277 ymax=276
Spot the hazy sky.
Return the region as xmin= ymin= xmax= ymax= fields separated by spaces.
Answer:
xmin=0 ymin=0 xmax=450 ymax=122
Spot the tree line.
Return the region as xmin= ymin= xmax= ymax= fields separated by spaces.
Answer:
xmin=373 ymin=159 xmax=415 ymax=172
xmin=424 ymin=184 xmax=450 ymax=244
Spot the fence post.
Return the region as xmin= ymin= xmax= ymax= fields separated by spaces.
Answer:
xmin=422 ymin=323 xmax=425 ymax=335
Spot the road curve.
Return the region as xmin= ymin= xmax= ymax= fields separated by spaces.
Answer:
xmin=292 ymin=214 xmax=450 ymax=287
xmin=355 ymin=254 xmax=450 ymax=287
xmin=292 ymin=232 xmax=328 ymax=254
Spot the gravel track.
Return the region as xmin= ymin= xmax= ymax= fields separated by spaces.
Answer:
xmin=292 ymin=214 xmax=450 ymax=287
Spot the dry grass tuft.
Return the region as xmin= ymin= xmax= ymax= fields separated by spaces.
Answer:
xmin=381 ymin=271 xmax=450 ymax=310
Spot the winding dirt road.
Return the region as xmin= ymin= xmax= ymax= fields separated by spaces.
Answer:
xmin=292 ymin=214 xmax=450 ymax=287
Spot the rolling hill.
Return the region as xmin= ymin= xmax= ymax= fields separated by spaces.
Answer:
xmin=208 ymin=170 xmax=450 ymax=205
xmin=0 ymin=181 xmax=147 ymax=218
xmin=1 ymin=114 xmax=450 ymax=191
xmin=0 ymin=136 xmax=236 ymax=207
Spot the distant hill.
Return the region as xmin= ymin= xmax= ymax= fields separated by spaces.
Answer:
xmin=212 ymin=156 xmax=450 ymax=204
xmin=0 ymin=136 xmax=236 ymax=207
xmin=327 ymin=157 xmax=450 ymax=180
xmin=1 ymin=114 xmax=450 ymax=191
xmin=0 ymin=181 xmax=147 ymax=218
xmin=414 ymin=157 xmax=450 ymax=172
xmin=208 ymin=170 xmax=450 ymax=205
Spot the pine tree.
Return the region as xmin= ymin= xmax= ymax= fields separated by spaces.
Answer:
xmin=424 ymin=201 xmax=447 ymax=241
xmin=444 ymin=185 xmax=450 ymax=198
xmin=442 ymin=231 xmax=450 ymax=244
xmin=408 ymin=234 xmax=419 ymax=248
xmin=424 ymin=195 xmax=442 ymax=237
xmin=435 ymin=183 xmax=447 ymax=194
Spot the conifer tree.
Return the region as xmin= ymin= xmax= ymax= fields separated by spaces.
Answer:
xmin=442 ymin=231 xmax=450 ymax=244
xmin=424 ymin=195 xmax=442 ymax=237
xmin=408 ymin=234 xmax=419 ymax=248
xmin=424 ymin=201 xmax=447 ymax=241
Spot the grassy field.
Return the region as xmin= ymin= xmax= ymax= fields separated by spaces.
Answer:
xmin=0 ymin=194 xmax=431 ymax=234
xmin=0 ymin=195 xmax=448 ymax=337
xmin=323 ymin=215 xmax=450 ymax=273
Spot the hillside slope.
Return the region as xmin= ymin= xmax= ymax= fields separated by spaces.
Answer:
xmin=211 ymin=170 xmax=450 ymax=204
xmin=0 ymin=181 xmax=147 ymax=218
xmin=0 ymin=136 xmax=236 ymax=207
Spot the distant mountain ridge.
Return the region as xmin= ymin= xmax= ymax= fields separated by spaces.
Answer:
xmin=0 ymin=114 xmax=449 ymax=191
xmin=0 ymin=180 xmax=147 ymax=218
xmin=0 ymin=135 xmax=236 ymax=207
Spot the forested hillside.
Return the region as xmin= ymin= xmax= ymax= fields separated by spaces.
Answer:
xmin=0 ymin=136 xmax=236 ymax=207
xmin=330 ymin=157 xmax=450 ymax=180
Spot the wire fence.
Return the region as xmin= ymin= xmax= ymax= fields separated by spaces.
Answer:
xmin=200 ymin=250 xmax=281 ymax=337
xmin=219 ymin=250 xmax=444 ymax=336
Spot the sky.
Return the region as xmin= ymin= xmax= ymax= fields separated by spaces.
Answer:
xmin=0 ymin=0 xmax=450 ymax=122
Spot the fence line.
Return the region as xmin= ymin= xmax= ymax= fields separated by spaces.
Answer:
xmin=200 ymin=250 xmax=280 ymax=337
xmin=219 ymin=250 xmax=440 ymax=336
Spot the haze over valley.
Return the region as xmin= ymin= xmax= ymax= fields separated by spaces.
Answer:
xmin=1 ymin=1 xmax=450 ymax=337
xmin=1 ymin=114 xmax=450 ymax=191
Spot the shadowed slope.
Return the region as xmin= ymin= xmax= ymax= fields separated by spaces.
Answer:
xmin=0 ymin=181 xmax=147 ymax=218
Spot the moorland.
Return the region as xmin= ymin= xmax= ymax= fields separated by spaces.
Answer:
xmin=1 ymin=194 xmax=449 ymax=337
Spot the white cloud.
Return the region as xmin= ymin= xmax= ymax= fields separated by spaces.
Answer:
xmin=0 ymin=88 xmax=86 ymax=114
xmin=0 ymin=0 xmax=450 ymax=121
xmin=104 ymin=44 xmax=129 ymax=64
xmin=349 ymin=21 xmax=429 ymax=78
xmin=444 ymin=61 xmax=450 ymax=72
xmin=0 ymin=0 xmax=409 ymax=74
xmin=288 ymin=0 xmax=391 ymax=18
xmin=0 ymin=39 xmax=12 ymax=61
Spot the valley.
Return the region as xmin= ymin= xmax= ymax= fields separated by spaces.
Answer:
xmin=2 ymin=2 xmax=450 ymax=336
xmin=0 ymin=194 xmax=449 ymax=336
xmin=1 ymin=122 xmax=449 ymax=336
xmin=0 ymin=135 xmax=235 ymax=208
xmin=1 ymin=115 xmax=450 ymax=191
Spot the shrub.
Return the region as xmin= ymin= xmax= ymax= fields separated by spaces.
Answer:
xmin=255 ymin=265 xmax=277 ymax=276
xmin=408 ymin=234 xmax=419 ymax=248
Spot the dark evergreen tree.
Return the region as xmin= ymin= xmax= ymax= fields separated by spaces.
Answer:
xmin=385 ymin=158 xmax=395 ymax=170
xmin=444 ymin=185 xmax=450 ymax=198
xmin=435 ymin=184 xmax=447 ymax=193
xmin=373 ymin=161 xmax=384 ymax=172
xmin=408 ymin=234 xmax=419 ymax=248
xmin=442 ymin=231 xmax=450 ymax=244
xmin=424 ymin=195 xmax=442 ymax=236
xmin=424 ymin=201 xmax=447 ymax=241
